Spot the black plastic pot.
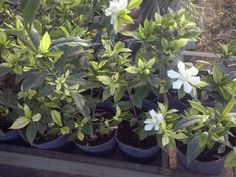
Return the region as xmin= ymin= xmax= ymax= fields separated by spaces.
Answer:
xmin=177 ymin=149 xmax=225 ymax=175
xmin=116 ymin=132 xmax=160 ymax=162
xmin=74 ymin=99 xmax=116 ymax=155
xmin=116 ymin=100 xmax=159 ymax=162
xmin=74 ymin=135 xmax=116 ymax=156
xmin=19 ymin=130 xmax=69 ymax=150
xmin=0 ymin=130 xmax=20 ymax=142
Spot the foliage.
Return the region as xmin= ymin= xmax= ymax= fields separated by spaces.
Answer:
xmin=0 ymin=0 xmax=235 ymax=169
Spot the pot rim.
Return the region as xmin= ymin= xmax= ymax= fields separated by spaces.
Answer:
xmin=19 ymin=129 xmax=66 ymax=146
xmin=74 ymin=133 xmax=115 ymax=149
xmin=177 ymin=148 xmax=226 ymax=164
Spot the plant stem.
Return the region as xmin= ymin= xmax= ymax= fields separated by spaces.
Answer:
xmin=126 ymin=87 xmax=138 ymax=118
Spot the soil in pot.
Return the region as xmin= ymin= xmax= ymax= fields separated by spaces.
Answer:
xmin=33 ymin=133 xmax=61 ymax=145
xmin=117 ymin=121 xmax=157 ymax=149
xmin=116 ymin=122 xmax=159 ymax=163
xmin=0 ymin=118 xmax=12 ymax=133
xmin=75 ymin=132 xmax=114 ymax=147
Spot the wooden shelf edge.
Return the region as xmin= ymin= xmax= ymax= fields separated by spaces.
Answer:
xmin=0 ymin=144 xmax=204 ymax=177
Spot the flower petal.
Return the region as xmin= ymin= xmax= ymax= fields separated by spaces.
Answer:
xmin=189 ymin=76 xmax=200 ymax=85
xmin=183 ymin=81 xmax=193 ymax=93
xmin=178 ymin=61 xmax=186 ymax=73
xmin=156 ymin=113 xmax=163 ymax=122
xmin=144 ymin=118 xmax=153 ymax=124
xmin=186 ymin=66 xmax=199 ymax=76
xmin=149 ymin=110 xmax=157 ymax=119
xmin=119 ymin=0 xmax=128 ymax=9
xmin=167 ymin=70 xmax=180 ymax=79
xmin=110 ymin=14 xmax=117 ymax=24
xmin=154 ymin=124 xmax=160 ymax=131
xmin=105 ymin=8 xmax=112 ymax=16
xmin=172 ymin=79 xmax=183 ymax=89
xmin=144 ymin=124 xmax=154 ymax=131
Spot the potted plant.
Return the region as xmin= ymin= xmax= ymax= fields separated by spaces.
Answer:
xmin=71 ymin=100 xmax=119 ymax=155
xmin=175 ymin=98 xmax=236 ymax=174
xmin=116 ymin=100 xmax=181 ymax=162
xmin=0 ymin=89 xmax=20 ymax=142
xmin=10 ymin=96 xmax=71 ymax=150
xmin=70 ymin=39 xmax=132 ymax=155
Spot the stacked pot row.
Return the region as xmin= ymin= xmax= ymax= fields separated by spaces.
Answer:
xmin=0 ymin=128 xmax=225 ymax=175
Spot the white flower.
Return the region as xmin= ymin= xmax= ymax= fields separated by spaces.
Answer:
xmin=144 ymin=110 xmax=164 ymax=131
xmin=105 ymin=0 xmax=128 ymax=24
xmin=167 ymin=61 xmax=200 ymax=94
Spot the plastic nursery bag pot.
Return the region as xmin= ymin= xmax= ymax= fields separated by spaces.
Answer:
xmin=116 ymin=130 xmax=160 ymax=162
xmin=19 ymin=129 xmax=69 ymax=150
xmin=177 ymin=149 xmax=225 ymax=175
xmin=74 ymin=134 xmax=116 ymax=156
xmin=74 ymin=100 xmax=116 ymax=156
xmin=0 ymin=130 xmax=20 ymax=142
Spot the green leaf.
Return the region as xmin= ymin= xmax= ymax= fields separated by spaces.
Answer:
xmin=13 ymin=65 xmax=23 ymax=75
xmin=222 ymin=97 xmax=235 ymax=117
xmin=128 ymin=0 xmax=142 ymax=10
xmin=199 ymin=132 xmax=208 ymax=148
xmin=39 ymin=32 xmax=51 ymax=53
xmin=102 ymin=88 xmax=111 ymax=101
xmin=114 ymin=87 xmax=125 ymax=103
xmin=32 ymin=113 xmax=41 ymax=122
xmin=158 ymin=102 xmax=166 ymax=114
xmin=26 ymin=123 xmax=37 ymax=144
xmin=60 ymin=127 xmax=70 ymax=135
xmin=125 ymin=67 xmax=140 ymax=74
xmin=51 ymin=110 xmax=62 ymax=127
xmin=22 ymin=72 xmax=46 ymax=91
xmin=147 ymin=58 xmax=156 ymax=67
xmin=162 ymin=133 xmax=170 ymax=147
xmin=114 ymin=17 xmax=124 ymax=34
xmin=97 ymin=76 xmax=111 ymax=85
xmin=188 ymin=101 xmax=207 ymax=114
xmin=187 ymin=136 xmax=205 ymax=164
xmin=71 ymin=93 xmax=89 ymax=117
xmin=225 ymin=148 xmax=236 ymax=168
xmin=212 ymin=65 xmax=224 ymax=84
xmin=130 ymin=95 xmax=143 ymax=108
xmin=174 ymin=117 xmax=200 ymax=130
xmin=0 ymin=31 xmax=7 ymax=45
xmin=10 ymin=117 xmax=31 ymax=129
xmin=77 ymin=130 xmax=84 ymax=141
xmin=24 ymin=104 xmax=32 ymax=117
xmin=171 ymin=38 xmax=189 ymax=49
xmin=161 ymin=38 xmax=169 ymax=49
xmin=22 ymin=0 xmax=40 ymax=26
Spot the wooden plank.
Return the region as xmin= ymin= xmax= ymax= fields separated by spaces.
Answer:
xmin=183 ymin=51 xmax=221 ymax=59
xmin=0 ymin=144 xmax=209 ymax=177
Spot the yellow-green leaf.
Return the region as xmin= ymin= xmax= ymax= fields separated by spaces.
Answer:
xmin=39 ymin=32 xmax=51 ymax=53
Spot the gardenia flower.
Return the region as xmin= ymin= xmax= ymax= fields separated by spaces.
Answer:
xmin=167 ymin=61 xmax=200 ymax=93
xmin=144 ymin=110 xmax=164 ymax=131
xmin=105 ymin=0 xmax=128 ymax=24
